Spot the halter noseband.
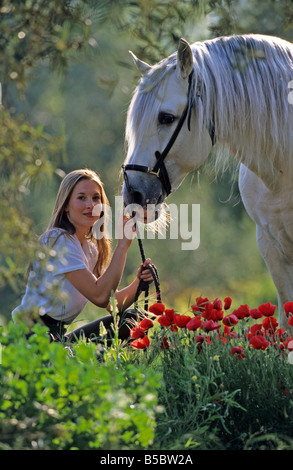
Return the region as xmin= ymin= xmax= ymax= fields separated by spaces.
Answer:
xmin=122 ymin=69 xmax=215 ymax=197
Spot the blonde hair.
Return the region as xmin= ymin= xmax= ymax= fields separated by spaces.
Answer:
xmin=44 ymin=168 xmax=111 ymax=277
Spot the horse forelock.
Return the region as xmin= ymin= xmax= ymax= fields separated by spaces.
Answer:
xmin=125 ymin=55 xmax=177 ymax=158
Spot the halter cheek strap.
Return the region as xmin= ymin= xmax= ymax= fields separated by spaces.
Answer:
xmin=122 ymin=69 xmax=216 ymax=197
xmin=122 ymin=104 xmax=189 ymax=196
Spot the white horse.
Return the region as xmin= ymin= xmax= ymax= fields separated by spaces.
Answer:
xmin=122 ymin=34 xmax=293 ymax=333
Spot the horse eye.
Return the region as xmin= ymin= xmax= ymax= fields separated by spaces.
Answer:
xmin=158 ymin=112 xmax=176 ymax=125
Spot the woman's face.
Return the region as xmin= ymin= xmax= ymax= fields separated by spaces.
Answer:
xmin=65 ymin=178 xmax=102 ymax=238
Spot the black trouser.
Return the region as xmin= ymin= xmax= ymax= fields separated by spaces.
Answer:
xmin=41 ymin=309 xmax=141 ymax=344
xmin=41 ymin=314 xmax=67 ymax=342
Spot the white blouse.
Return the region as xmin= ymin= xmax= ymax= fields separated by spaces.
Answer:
xmin=12 ymin=229 xmax=99 ymax=324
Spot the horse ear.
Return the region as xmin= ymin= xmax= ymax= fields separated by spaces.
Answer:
xmin=129 ymin=51 xmax=151 ymax=75
xmin=177 ymin=38 xmax=194 ymax=79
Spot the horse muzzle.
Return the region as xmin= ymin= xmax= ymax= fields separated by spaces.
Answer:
xmin=121 ymin=171 xmax=165 ymax=223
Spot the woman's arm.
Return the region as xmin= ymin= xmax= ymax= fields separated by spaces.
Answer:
xmin=65 ymin=243 xmax=129 ymax=308
xmin=65 ymin=216 xmax=135 ymax=308
xmin=114 ymin=258 xmax=153 ymax=311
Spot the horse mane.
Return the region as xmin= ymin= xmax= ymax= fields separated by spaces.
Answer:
xmin=126 ymin=34 xmax=293 ymax=181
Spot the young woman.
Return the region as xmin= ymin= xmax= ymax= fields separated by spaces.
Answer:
xmin=12 ymin=168 xmax=153 ymax=342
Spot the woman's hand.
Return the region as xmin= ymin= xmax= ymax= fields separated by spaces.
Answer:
xmin=137 ymin=258 xmax=154 ymax=284
xmin=117 ymin=214 xmax=136 ymax=249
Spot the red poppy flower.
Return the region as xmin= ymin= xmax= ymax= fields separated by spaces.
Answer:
xmin=250 ymin=308 xmax=263 ymax=319
xmin=223 ymin=325 xmax=230 ymax=335
xmin=275 ymin=328 xmax=288 ymax=342
xmin=195 ymin=334 xmax=205 ymax=351
xmin=158 ymin=309 xmax=178 ymax=331
xmin=201 ymin=307 xmax=220 ymax=322
xmin=157 ymin=315 xmax=171 ymax=328
xmin=149 ymin=302 xmax=165 ymax=315
xmin=195 ymin=334 xmax=204 ymax=344
xmin=289 ymin=316 xmax=293 ymax=327
xmin=202 ymin=319 xmax=221 ymax=332
xmin=130 ymin=326 xmax=145 ymax=339
xmin=234 ymin=304 xmax=250 ymax=319
xmin=230 ymin=346 xmax=245 ymax=359
xmin=191 ymin=297 xmax=209 ymax=312
xmin=160 ymin=337 xmax=169 ymax=349
xmin=139 ymin=318 xmax=154 ymax=330
xmin=223 ymin=314 xmax=238 ymax=327
xmin=130 ymin=335 xmax=150 ymax=349
xmin=213 ymin=298 xmax=222 ymax=310
xmin=212 ymin=308 xmax=224 ymax=321
xmin=224 ymin=297 xmax=232 ymax=310
xmin=174 ymin=314 xmax=193 ymax=328
xmin=248 ymin=323 xmax=263 ymax=337
xmin=258 ymin=302 xmax=276 ymax=317
xmin=249 ymin=335 xmax=269 ymax=350
xmin=284 ymin=302 xmax=293 ymax=317
xmin=262 ymin=316 xmax=278 ymax=333
xmin=186 ymin=315 xmax=202 ymax=331
xmin=201 ymin=307 xmax=211 ymax=320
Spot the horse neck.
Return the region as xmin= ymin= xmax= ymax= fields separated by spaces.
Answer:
xmin=192 ymin=35 xmax=293 ymax=191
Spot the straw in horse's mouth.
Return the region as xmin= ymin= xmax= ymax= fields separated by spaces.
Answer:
xmin=127 ymin=205 xmax=170 ymax=239
xmin=124 ymin=206 xmax=160 ymax=223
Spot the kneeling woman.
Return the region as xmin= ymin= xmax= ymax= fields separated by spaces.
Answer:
xmin=12 ymin=168 xmax=152 ymax=342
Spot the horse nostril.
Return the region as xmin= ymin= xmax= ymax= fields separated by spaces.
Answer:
xmin=132 ymin=190 xmax=144 ymax=206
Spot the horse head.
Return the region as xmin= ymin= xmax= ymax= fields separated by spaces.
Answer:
xmin=122 ymin=39 xmax=213 ymax=214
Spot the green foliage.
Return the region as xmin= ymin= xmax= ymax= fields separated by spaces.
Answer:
xmin=0 ymin=0 xmax=97 ymax=93
xmin=0 ymin=321 xmax=161 ymax=450
xmin=0 ymin=109 xmax=65 ymax=294
xmin=197 ymin=341 xmax=293 ymax=450
xmin=215 ymin=344 xmax=293 ymax=449
xmin=110 ymin=0 xmax=207 ymax=63
xmin=208 ymin=0 xmax=293 ymax=40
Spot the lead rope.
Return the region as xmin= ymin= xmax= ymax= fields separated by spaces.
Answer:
xmin=122 ymin=166 xmax=162 ymax=311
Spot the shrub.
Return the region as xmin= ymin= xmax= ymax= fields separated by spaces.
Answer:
xmin=0 ymin=321 xmax=161 ymax=450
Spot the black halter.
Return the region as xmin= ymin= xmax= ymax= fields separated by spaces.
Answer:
xmin=122 ymin=69 xmax=216 ymax=197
